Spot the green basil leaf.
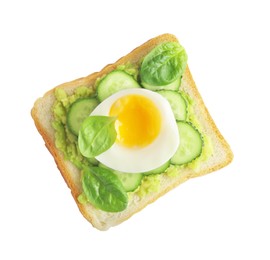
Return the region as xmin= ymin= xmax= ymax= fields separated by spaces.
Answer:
xmin=78 ymin=116 xmax=117 ymax=158
xmin=82 ymin=166 xmax=128 ymax=212
xmin=140 ymin=42 xmax=187 ymax=86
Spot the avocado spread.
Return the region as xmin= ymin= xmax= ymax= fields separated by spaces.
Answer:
xmin=52 ymin=86 xmax=95 ymax=169
xmin=52 ymin=66 xmax=213 ymax=200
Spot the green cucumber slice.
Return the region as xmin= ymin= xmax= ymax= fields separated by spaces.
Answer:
xmin=97 ymin=70 xmax=141 ymax=101
xmin=171 ymin=121 xmax=203 ymax=165
xmin=98 ymin=163 xmax=143 ymax=192
xmin=113 ymin=171 xmax=143 ymax=192
xmin=86 ymin=157 xmax=99 ymax=166
xmin=157 ymin=90 xmax=187 ymax=120
xmin=67 ymin=98 xmax=99 ymax=135
xmin=143 ymin=160 xmax=170 ymax=176
xmin=141 ymin=77 xmax=181 ymax=91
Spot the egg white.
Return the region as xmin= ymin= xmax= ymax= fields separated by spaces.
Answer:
xmin=91 ymin=88 xmax=180 ymax=173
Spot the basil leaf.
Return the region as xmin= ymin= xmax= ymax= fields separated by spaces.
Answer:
xmin=78 ymin=116 xmax=117 ymax=158
xmin=82 ymin=166 xmax=128 ymax=212
xmin=140 ymin=42 xmax=187 ymax=86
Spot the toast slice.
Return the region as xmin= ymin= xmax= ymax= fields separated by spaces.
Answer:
xmin=31 ymin=33 xmax=233 ymax=230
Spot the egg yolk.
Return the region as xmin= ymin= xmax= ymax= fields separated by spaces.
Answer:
xmin=109 ymin=94 xmax=161 ymax=148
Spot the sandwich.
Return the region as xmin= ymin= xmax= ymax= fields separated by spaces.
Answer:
xmin=31 ymin=33 xmax=233 ymax=230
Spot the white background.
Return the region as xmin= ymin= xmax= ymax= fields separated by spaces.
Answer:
xmin=1 ymin=0 xmax=270 ymax=259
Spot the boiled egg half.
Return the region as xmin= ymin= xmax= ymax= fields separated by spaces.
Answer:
xmin=91 ymin=88 xmax=179 ymax=173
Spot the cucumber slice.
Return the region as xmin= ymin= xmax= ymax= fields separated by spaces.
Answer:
xmin=87 ymin=157 xmax=99 ymax=166
xmin=157 ymin=90 xmax=187 ymax=120
xmin=97 ymin=70 xmax=141 ymax=101
xmin=171 ymin=121 xmax=203 ymax=165
xmin=113 ymin=171 xmax=143 ymax=192
xmin=143 ymin=160 xmax=170 ymax=176
xmin=67 ymin=98 xmax=99 ymax=135
xmin=98 ymin=163 xmax=143 ymax=192
xmin=141 ymin=77 xmax=181 ymax=91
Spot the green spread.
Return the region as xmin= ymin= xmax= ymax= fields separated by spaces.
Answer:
xmin=136 ymin=174 xmax=161 ymax=198
xmin=52 ymin=86 xmax=95 ymax=169
xmin=52 ymin=63 xmax=213 ymax=207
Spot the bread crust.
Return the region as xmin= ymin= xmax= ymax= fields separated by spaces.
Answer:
xmin=31 ymin=33 xmax=233 ymax=230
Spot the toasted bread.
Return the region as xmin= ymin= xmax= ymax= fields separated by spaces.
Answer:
xmin=31 ymin=33 xmax=233 ymax=230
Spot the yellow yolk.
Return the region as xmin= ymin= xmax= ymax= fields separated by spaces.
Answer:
xmin=109 ymin=94 xmax=161 ymax=148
